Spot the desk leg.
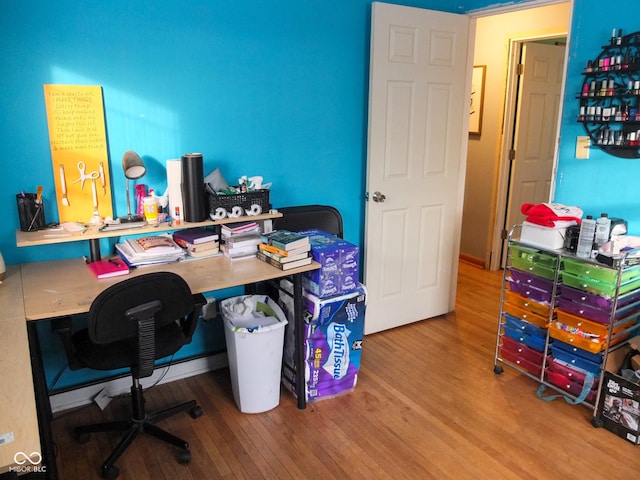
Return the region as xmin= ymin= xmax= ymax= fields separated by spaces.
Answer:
xmin=27 ymin=322 xmax=58 ymax=480
xmin=291 ymin=273 xmax=306 ymax=410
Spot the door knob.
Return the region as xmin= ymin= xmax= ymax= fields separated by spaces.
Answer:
xmin=372 ymin=191 xmax=386 ymax=203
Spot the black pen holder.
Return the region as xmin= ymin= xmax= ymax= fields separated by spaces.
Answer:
xmin=16 ymin=193 xmax=46 ymax=232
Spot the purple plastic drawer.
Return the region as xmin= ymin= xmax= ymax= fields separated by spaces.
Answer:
xmin=557 ymin=296 xmax=612 ymax=324
xmin=509 ymin=268 xmax=555 ymax=293
xmin=508 ymin=280 xmax=552 ymax=303
xmin=559 ymin=284 xmax=612 ymax=310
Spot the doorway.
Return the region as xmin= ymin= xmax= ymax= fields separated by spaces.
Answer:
xmin=459 ymin=1 xmax=571 ymax=270
xmin=497 ymin=37 xmax=567 ymax=268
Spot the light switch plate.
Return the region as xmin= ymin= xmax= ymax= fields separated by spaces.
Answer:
xmin=576 ymin=136 xmax=590 ymax=159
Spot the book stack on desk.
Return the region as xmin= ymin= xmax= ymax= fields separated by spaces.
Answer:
xmin=173 ymin=227 xmax=221 ymax=259
xmin=115 ymin=234 xmax=185 ymax=266
xmin=220 ymin=221 xmax=261 ymax=261
xmin=257 ymin=230 xmax=312 ymax=270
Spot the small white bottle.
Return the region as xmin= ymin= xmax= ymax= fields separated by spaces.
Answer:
xmin=576 ymin=215 xmax=596 ymax=258
xmin=595 ymin=213 xmax=612 ymax=248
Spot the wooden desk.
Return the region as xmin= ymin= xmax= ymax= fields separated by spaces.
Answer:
xmin=15 ymin=254 xmax=317 ymax=479
xmin=0 ymin=266 xmax=41 ymax=475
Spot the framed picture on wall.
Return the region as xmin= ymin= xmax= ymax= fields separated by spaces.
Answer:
xmin=469 ymin=65 xmax=486 ymax=135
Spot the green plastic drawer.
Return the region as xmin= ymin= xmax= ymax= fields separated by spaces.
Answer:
xmin=509 ymin=256 xmax=556 ymax=280
xmin=563 ymin=257 xmax=640 ymax=284
xmin=509 ymin=244 xmax=558 ymax=268
xmin=561 ymin=271 xmax=640 ymax=297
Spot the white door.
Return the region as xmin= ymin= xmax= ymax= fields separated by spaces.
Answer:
xmin=504 ymin=42 xmax=566 ymax=236
xmin=364 ymin=2 xmax=471 ymax=335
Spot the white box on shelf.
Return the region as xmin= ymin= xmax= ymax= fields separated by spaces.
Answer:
xmin=519 ymin=220 xmax=576 ymax=251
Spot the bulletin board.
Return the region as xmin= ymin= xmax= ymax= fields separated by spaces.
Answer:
xmin=43 ymin=85 xmax=113 ymax=224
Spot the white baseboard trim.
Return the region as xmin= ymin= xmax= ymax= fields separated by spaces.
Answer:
xmin=50 ymin=353 xmax=228 ymax=414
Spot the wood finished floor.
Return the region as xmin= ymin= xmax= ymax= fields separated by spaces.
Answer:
xmin=51 ymin=262 xmax=634 ymax=479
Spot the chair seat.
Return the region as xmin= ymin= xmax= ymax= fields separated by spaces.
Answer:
xmin=73 ymin=322 xmax=187 ymax=371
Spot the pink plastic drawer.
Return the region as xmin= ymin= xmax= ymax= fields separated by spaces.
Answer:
xmin=547 ymin=357 xmax=599 ymax=388
xmin=545 ymin=370 xmax=597 ymax=403
xmin=500 ymin=347 xmax=543 ymax=377
xmin=501 ymin=335 xmax=545 ymax=365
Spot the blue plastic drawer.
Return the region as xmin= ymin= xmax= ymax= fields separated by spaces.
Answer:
xmin=552 ymin=338 xmax=605 ymax=363
xmin=503 ymin=313 xmax=547 ymax=338
xmin=503 ymin=324 xmax=547 ymax=352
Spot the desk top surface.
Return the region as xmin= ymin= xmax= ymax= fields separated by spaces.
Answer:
xmin=0 ymin=266 xmax=41 ymax=473
xmin=21 ymin=255 xmax=318 ymax=320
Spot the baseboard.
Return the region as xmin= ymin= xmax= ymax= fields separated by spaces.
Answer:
xmin=459 ymin=253 xmax=485 ymax=268
xmin=49 ymin=353 xmax=228 ymax=414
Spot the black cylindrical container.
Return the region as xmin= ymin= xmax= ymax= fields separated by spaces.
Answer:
xmin=181 ymin=153 xmax=207 ymax=222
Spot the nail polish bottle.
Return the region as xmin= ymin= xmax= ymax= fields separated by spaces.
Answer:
xmin=617 ymin=29 xmax=623 ymax=45
xmin=611 ymin=28 xmax=617 ymax=45
xmin=578 ymin=105 xmax=586 ymax=121
xmin=582 ymin=83 xmax=590 ymax=96
xmin=607 ymin=79 xmax=615 ymax=96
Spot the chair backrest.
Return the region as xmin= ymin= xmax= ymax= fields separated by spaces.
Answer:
xmin=273 ymin=205 xmax=343 ymax=238
xmin=88 ymin=272 xmax=198 ymax=378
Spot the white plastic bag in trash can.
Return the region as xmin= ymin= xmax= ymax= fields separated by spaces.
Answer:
xmin=220 ymin=295 xmax=288 ymax=413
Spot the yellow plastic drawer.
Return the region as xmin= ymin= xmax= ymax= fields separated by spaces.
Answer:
xmin=504 ymin=290 xmax=551 ymax=318
xmin=503 ymin=302 xmax=549 ymax=328
xmin=562 ymin=258 xmax=640 ymax=284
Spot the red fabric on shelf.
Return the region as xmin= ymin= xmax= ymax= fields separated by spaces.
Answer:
xmin=520 ymin=203 xmax=583 ymax=227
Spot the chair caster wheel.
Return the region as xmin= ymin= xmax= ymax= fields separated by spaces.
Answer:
xmin=190 ymin=405 xmax=203 ymax=419
xmin=179 ymin=450 xmax=191 ymax=464
xmin=102 ymin=464 xmax=119 ymax=479
xmin=591 ymin=417 xmax=604 ymax=428
xmin=75 ymin=432 xmax=92 ymax=444
xmin=493 ymin=365 xmax=504 ymax=375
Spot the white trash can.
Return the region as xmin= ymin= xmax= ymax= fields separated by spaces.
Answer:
xmin=221 ymin=295 xmax=288 ymax=413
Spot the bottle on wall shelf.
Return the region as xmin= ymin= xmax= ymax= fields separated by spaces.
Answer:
xmin=143 ymin=190 xmax=159 ymax=223
xmin=595 ymin=213 xmax=612 ymax=248
xmin=576 ymin=215 xmax=596 ymax=258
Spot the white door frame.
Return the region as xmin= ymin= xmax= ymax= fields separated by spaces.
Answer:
xmin=465 ymin=0 xmax=574 ymax=271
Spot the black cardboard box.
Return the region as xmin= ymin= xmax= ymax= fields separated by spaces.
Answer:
xmin=595 ymin=340 xmax=640 ymax=445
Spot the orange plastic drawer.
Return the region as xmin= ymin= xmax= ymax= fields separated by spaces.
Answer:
xmin=504 ymin=290 xmax=551 ymax=317
xmin=555 ymin=310 xmax=608 ymax=338
xmin=548 ymin=323 xmax=605 ymax=353
xmin=503 ymin=302 xmax=549 ymax=328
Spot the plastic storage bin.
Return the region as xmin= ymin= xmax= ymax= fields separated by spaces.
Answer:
xmin=220 ymin=295 xmax=288 ymax=413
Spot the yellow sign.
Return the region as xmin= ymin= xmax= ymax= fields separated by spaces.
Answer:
xmin=43 ymin=85 xmax=113 ymax=224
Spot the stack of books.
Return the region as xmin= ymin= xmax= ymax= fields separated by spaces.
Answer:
xmin=115 ymin=234 xmax=185 ymax=266
xmin=257 ymin=230 xmax=312 ymax=270
xmin=173 ymin=227 xmax=220 ymax=259
xmin=220 ymin=221 xmax=261 ymax=261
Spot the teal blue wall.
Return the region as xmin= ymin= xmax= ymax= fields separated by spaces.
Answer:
xmin=7 ymin=0 xmax=618 ymax=391
xmin=554 ymin=1 xmax=640 ymax=230
xmin=2 ymin=0 xmax=467 ymax=391
xmin=1 ymin=0 xmax=465 ymax=266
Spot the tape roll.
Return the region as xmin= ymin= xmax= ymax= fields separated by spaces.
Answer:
xmin=245 ymin=204 xmax=262 ymax=216
xmin=211 ymin=207 xmax=227 ymax=220
xmin=228 ymin=205 xmax=243 ymax=218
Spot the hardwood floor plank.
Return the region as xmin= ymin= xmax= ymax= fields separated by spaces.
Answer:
xmin=51 ymin=262 xmax=640 ymax=479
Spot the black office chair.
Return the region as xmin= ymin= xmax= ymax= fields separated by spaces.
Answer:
xmin=53 ymin=272 xmax=206 ymax=479
xmin=273 ymin=204 xmax=344 ymax=238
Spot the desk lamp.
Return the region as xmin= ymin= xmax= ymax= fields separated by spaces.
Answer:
xmin=119 ymin=151 xmax=146 ymax=223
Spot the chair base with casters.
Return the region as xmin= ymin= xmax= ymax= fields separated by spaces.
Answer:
xmin=53 ymin=272 xmax=207 ymax=479
xmin=74 ymin=377 xmax=203 ymax=479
